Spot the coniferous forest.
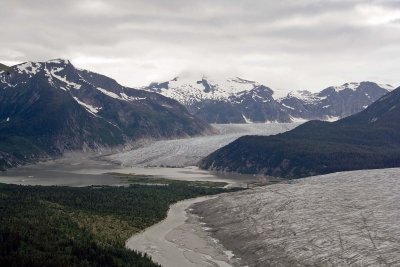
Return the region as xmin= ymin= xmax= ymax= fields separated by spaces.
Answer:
xmin=0 ymin=182 xmax=237 ymax=266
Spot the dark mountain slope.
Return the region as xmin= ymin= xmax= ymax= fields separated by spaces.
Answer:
xmin=0 ymin=63 xmax=11 ymax=73
xmin=199 ymin=87 xmax=400 ymax=178
xmin=0 ymin=59 xmax=213 ymax=170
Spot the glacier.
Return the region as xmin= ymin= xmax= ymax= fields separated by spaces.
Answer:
xmin=108 ymin=123 xmax=300 ymax=167
xmin=192 ymin=168 xmax=400 ymax=266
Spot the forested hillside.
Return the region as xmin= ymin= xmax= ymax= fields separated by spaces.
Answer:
xmin=200 ymin=87 xmax=400 ymax=178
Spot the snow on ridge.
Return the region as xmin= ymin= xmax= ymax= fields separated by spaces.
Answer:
xmin=149 ymin=75 xmax=265 ymax=105
xmin=280 ymin=90 xmax=325 ymax=104
xmin=287 ymin=90 xmax=314 ymax=100
xmin=332 ymin=82 xmax=360 ymax=92
xmin=49 ymin=66 xmax=81 ymax=89
xmin=73 ymin=97 xmax=101 ymax=115
xmin=330 ymin=82 xmax=395 ymax=92
xmin=46 ymin=59 xmax=71 ymax=65
xmin=273 ymin=88 xmax=293 ymax=99
xmin=15 ymin=62 xmax=41 ymax=76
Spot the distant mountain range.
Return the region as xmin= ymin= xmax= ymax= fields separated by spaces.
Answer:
xmin=0 ymin=59 xmax=213 ymax=170
xmin=145 ymin=76 xmax=394 ymax=123
xmin=200 ymin=85 xmax=400 ymax=178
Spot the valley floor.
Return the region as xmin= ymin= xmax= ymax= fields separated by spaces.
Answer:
xmin=192 ymin=168 xmax=400 ymax=266
xmin=0 ymin=123 xmax=299 ymax=187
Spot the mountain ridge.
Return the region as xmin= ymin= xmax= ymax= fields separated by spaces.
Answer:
xmin=0 ymin=59 xmax=213 ymax=170
xmin=144 ymin=76 xmax=394 ymax=123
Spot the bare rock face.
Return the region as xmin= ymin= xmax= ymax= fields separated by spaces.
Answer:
xmin=192 ymin=168 xmax=400 ymax=266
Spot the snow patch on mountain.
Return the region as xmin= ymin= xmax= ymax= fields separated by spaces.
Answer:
xmin=272 ymin=88 xmax=293 ymax=99
xmin=47 ymin=59 xmax=71 ymax=65
xmin=280 ymin=90 xmax=326 ymax=104
xmin=332 ymin=82 xmax=360 ymax=91
xmin=43 ymin=67 xmax=56 ymax=87
xmin=15 ymin=62 xmax=41 ymax=76
xmin=50 ymin=67 xmax=82 ymax=90
xmin=242 ymin=114 xmax=253 ymax=123
xmin=146 ymin=75 xmax=264 ymax=105
xmin=120 ymin=92 xmax=147 ymax=101
xmin=97 ymin=87 xmax=120 ymax=99
xmin=73 ymin=97 xmax=101 ymax=115
xmin=281 ymin=103 xmax=295 ymax=110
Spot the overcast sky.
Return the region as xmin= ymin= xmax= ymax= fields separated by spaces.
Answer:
xmin=1 ymin=0 xmax=400 ymax=92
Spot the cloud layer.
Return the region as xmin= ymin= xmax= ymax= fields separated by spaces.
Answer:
xmin=1 ymin=0 xmax=400 ymax=91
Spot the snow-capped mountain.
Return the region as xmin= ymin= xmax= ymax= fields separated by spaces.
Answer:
xmin=146 ymin=75 xmax=291 ymax=123
xmin=279 ymin=82 xmax=394 ymax=121
xmin=145 ymin=76 xmax=393 ymax=123
xmin=0 ymin=59 xmax=213 ymax=169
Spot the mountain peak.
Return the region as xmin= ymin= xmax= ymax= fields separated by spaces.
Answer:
xmin=12 ymin=59 xmax=74 ymax=77
xmin=46 ymin=58 xmax=72 ymax=65
xmin=331 ymin=82 xmax=360 ymax=92
xmin=14 ymin=61 xmax=43 ymax=75
xmin=327 ymin=81 xmax=394 ymax=93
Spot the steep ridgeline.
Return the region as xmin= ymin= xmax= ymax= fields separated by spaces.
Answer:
xmin=199 ymin=86 xmax=400 ymax=178
xmin=0 ymin=59 xmax=213 ymax=170
xmin=145 ymin=76 xmax=393 ymax=123
xmin=279 ymin=82 xmax=394 ymax=121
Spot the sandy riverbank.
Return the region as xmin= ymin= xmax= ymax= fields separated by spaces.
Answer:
xmin=126 ymin=196 xmax=241 ymax=267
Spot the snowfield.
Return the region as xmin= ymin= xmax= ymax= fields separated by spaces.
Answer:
xmin=144 ymin=75 xmax=269 ymax=106
xmin=192 ymin=168 xmax=400 ymax=266
xmin=108 ymin=123 xmax=300 ymax=167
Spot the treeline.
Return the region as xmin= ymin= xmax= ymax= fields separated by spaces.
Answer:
xmin=0 ymin=182 xmax=237 ymax=266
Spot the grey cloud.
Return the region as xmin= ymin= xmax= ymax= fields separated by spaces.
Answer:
xmin=1 ymin=0 xmax=400 ymax=91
